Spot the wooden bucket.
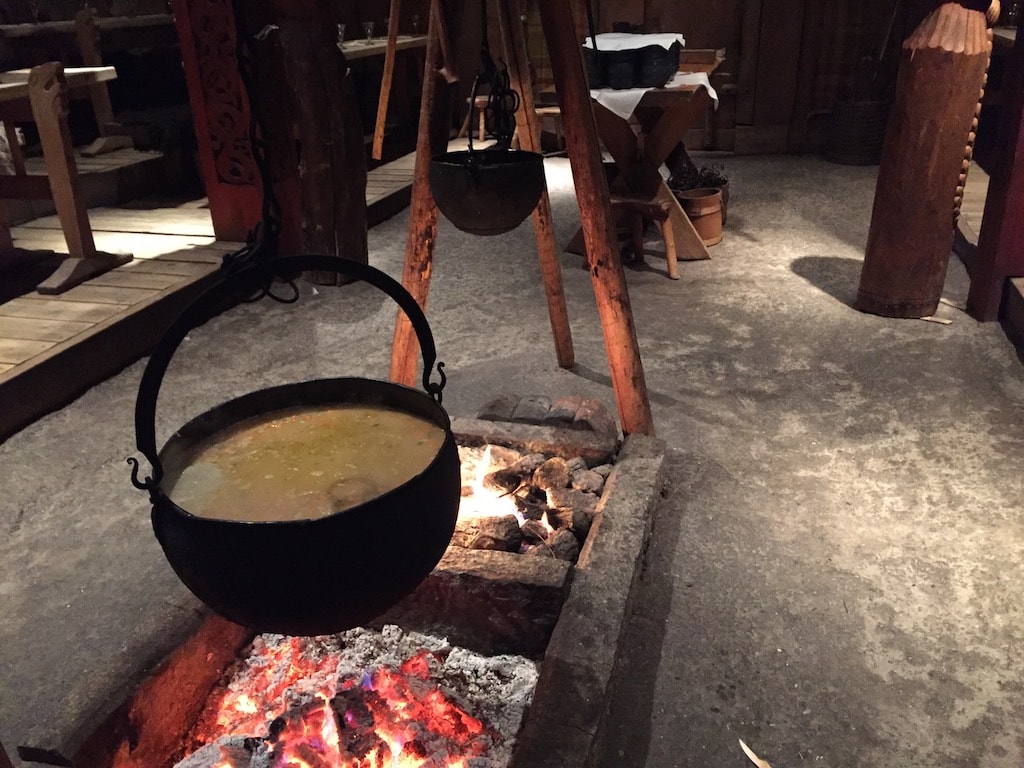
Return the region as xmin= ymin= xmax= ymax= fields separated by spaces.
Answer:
xmin=675 ymin=187 xmax=723 ymax=246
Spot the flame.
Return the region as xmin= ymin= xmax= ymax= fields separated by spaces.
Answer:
xmin=458 ymin=445 xmax=522 ymax=521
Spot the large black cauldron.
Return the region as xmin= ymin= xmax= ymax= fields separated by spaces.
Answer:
xmin=129 ymin=255 xmax=460 ymax=636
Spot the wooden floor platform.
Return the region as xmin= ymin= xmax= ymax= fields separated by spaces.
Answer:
xmin=0 ymin=152 xmax=417 ymax=441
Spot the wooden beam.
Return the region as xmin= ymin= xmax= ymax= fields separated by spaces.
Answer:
xmin=968 ymin=12 xmax=1024 ymax=320
xmin=538 ymin=0 xmax=654 ymax=435
xmin=390 ymin=0 xmax=456 ymax=387
xmin=496 ymin=0 xmax=575 ymax=369
xmin=372 ymin=0 xmax=403 ymax=160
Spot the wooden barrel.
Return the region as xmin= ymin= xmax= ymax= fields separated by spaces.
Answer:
xmin=856 ymin=3 xmax=992 ymax=318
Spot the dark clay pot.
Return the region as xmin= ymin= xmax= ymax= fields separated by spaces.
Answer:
xmin=130 ymin=255 xmax=460 ymax=636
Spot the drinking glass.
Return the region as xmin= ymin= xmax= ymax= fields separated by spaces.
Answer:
xmin=411 ymin=13 xmax=420 ymax=33
xmin=337 ymin=23 xmax=346 ymax=43
xmin=362 ymin=21 xmax=375 ymax=43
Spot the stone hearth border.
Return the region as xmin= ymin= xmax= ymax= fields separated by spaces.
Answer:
xmin=509 ymin=433 xmax=666 ymax=768
xmin=52 ymin=422 xmax=665 ymax=768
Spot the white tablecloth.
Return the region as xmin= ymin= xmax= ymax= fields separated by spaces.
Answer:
xmin=582 ymin=32 xmax=686 ymax=51
xmin=590 ymin=71 xmax=719 ymax=121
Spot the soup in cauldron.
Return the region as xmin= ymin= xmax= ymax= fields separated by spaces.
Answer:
xmin=162 ymin=404 xmax=446 ymax=522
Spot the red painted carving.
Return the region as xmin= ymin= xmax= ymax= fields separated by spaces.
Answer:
xmin=188 ymin=0 xmax=257 ymax=186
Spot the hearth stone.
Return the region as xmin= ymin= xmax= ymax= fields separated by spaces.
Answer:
xmin=374 ymin=548 xmax=571 ymax=658
xmin=452 ymin=515 xmax=524 ymax=552
xmin=570 ymin=468 xmax=605 ymax=493
xmin=528 ymin=528 xmax=580 ymax=561
xmin=544 ymin=396 xmax=584 ymax=426
xmin=476 ymin=395 xmax=618 ymax=437
xmin=453 ymin=418 xmax=617 ymax=467
xmin=533 ymin=456 xmax=570 ymax=491
xmin=511 ymin=395 xmax=552 ymax=424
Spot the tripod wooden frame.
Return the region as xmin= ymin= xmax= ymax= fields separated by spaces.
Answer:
xmin=388 ymin=0 xmax=655 ymax=436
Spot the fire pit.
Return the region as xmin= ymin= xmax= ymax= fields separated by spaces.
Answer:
xmin=29 ymin=416 xmax=665 ymax=768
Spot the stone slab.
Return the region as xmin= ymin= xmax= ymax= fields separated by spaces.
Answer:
xmin=509 ymin=434 xmax=667 ymax=768
xmin=374 ymin=547 xmax=573 ymax=659
xmin=452 ymin=417 xmax=620 ymax=467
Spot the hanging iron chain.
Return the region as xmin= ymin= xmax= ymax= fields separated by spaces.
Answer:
xmin=215 ymin=4 xmax=297 ymax=305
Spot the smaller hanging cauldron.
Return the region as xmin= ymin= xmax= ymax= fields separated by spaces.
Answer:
xmin=429 ymin=54 xmax=545 ymax=236
xmin=128 ymin=255 xmax=460 ymax=636
xmin=430 ymin=149 xmax=545 ymax=236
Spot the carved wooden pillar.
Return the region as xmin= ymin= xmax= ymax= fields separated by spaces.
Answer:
xmin=171 ymin=0 xmax=263 ymax=242
xmin=856 ymin=2 xmax=992 ymax=318
xmin=173 ymin=0 xmax=368 ymax=272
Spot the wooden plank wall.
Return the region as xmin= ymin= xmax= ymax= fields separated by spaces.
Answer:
xmin=482 ymin=0 xmax=903 ymax=154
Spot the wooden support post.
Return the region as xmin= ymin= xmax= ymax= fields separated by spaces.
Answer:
xmin=29 ymin=62 xmax=131 ymax=295
xmin=276 ymin=13 xmax=369 ymax=284
xmin=968 ymin=12 xmax=1024 ymax=320
xmin=390 ymin=0 xmax=457 ymax=386
xmin=857 ymin=5 xmax=990 ymax=318
xmin=372 ymin=0 xmax=403 ymax=160
xmin=496 ymin=0 xmax=575 ymax=369
xmin=538 ymin=0 xmax=654 ymax=435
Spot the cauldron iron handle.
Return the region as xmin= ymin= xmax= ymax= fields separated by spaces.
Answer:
xmin=129 ymin=255 xmax=445 ymax=493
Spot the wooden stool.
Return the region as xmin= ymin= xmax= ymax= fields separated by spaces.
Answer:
xmin=535 ymin=105 xmax=564 ymax=150
xmin=609 ymin=194 xmax=679 ymax=279
xmin=457 ymin=94 xmax=491 ymax=141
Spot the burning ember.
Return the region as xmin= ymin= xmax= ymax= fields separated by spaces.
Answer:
xmin=455 ymin=444 xmax=610 ymax=561
xmin=180 ymin=627 xmax=537 ymax=768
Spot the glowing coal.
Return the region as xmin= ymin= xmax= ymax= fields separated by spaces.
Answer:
xmin=178 ymin=626 xmax=538 ymax=768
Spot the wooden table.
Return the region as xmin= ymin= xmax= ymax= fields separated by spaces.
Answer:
xmin=339 ymin=34 xmax=427 ymax=60
xmin=598 ymin=78 xmax=716 ymax=274
xmin=567 ymin=70 xmax=718 ymax=278
xmin=0 ymin=63 xmax=132 ymax=294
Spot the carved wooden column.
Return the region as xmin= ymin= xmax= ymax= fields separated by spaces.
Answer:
xmin=856 ymin=2 xmax=992 ymax=318
xmin=171 ymin=0 xmax=262 ymax=242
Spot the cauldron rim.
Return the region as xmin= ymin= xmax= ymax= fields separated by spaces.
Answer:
xmin=155 ymin=376 xmax=453 ymax=528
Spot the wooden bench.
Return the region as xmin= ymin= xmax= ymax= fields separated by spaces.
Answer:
xmin=0 ymin=63 xmax=132 ymax=294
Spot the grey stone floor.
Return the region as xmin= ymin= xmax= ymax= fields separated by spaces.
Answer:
xmin=2 ymin=155 xmax=1023 ymax=767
